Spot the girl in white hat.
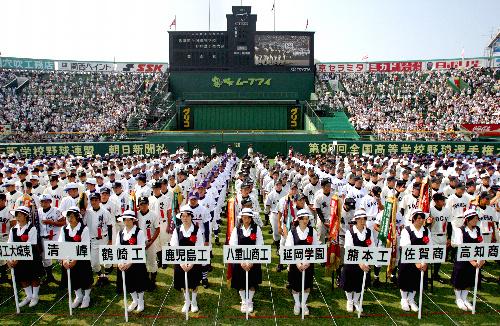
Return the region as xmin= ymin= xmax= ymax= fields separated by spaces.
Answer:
xmin=7 ymin=206 xmax=44 ymax=308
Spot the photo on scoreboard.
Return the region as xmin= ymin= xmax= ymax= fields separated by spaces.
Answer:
xmin=254 ymin=34 xmax=311 ymax=67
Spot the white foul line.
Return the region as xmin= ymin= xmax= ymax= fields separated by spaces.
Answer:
xmin=313 ymin=276 xmax=337 ymax=326
xmin=265 ymin=264 xmax=278 ymax=326
xmin=424 ymin=292 xmax=459 ymax=326
xmin=91 ymin=294 xmax=118 ymax=326
xmin=151 ymin=279 xmax=174 ymax=326
xmin=368 ymin=288 xmax=397 ymax=326
xmin=213 ymin=264 xmax=226 ymax=326
xmin=30 ymin=293 xmax=67 ymax=326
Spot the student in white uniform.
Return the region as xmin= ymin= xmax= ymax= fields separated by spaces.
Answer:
xmin=428 ymin=193 xmax=451 ymax=283
xmin=136 ymin=196 xmax=160 ymax=290
xmin=0 ymin=193 xmax=13 ymax=283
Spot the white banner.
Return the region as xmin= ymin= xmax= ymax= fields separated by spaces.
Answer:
xmin=280 ymin=245 xmax=327 ymax=264
xmin=43 ymin=241 xmax=91 ymax=260
xmin=0 ymin=242 xmax=33 ymax=260
xmin=223 ymin=245 xmax=272 ymax=264
xmin=115 ymin=63 xmax=168 ymax=73
xmin=99 ymin=245 xmax=145 ymax=264
xmin=400 ymin=245 xmax=446 ymax=264
xmin=57 ymin=61 xmax=114 ymax=72
xmin=343 ymin=246 xmax=392 ymax=265
xmin=456 ymin=243 xmax=500 ymax=262
xmin=162 ymin=246 xmax=211 ymax=264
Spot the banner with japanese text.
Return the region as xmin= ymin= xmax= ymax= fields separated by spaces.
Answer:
xmin=57 ymin=61 xmax=114 ymax=72
xmin=0 ymin=57 xmax=55 ymax=70
xmin=460 ymin=124 xmax=500 ymax=137
xmin=115 ymin=63 xmax=168 ymax=73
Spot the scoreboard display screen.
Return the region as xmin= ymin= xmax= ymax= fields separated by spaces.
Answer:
xmin=168 ymin=6 xmax=314 ymax=72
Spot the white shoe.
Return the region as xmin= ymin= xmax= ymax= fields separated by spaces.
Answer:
xmin=346 ymin=300 xmax=354 ymax=312
xmin=240 ymin=302 xmax=247 ymax=313
xmin=408 ymin=300 xmax=418 ymax=312
xmin=247 ymin=302 xmax=253 ymax=313
xmin=127 ymin=300 xmax=138 ymax=312
xmin=181 ymin=301 xmax=190 ymax=313
xmin=456 ymin=299 xmax=467 ymax=311
xmin=80 ymin=296 xmax=90 ymax=309
xmin=71 ymin=296 xmax=83 ymax=309
xmin=294 ymin=303 xmax=300 ymax=315
xmin=303 ymin=305 xmax=309 ymax=316
xmin=354 ymin=302 xmax=363 ymax=313
xmin=19 ymin=296 xmax=32 ymax=308
xmin=190 ymin=300 xmax=199 ymax=313
xmin=401 ymin=299 xmax=410 ymax=312
xmin=28 ymin=296 xmax=39 ymax=307
xmin=136 ymin=298 xmax=144 ymax=313
xmin=463 ymin=299 xmax=473 ymax=311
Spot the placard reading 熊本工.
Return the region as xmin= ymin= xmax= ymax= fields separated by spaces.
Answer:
xmin=343 ymin=246 xmax=391 ymax=265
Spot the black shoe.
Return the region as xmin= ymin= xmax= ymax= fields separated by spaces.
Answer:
xmin=95 ymin=277 xmax=104 ymax=287
xmin=390 ymin=275 xmax=398 ymax=284
xmin=268 ymin=229 xmax=273 ymax=235
xmin=208 ymin=264 xmax=213 ymax=272
xmin=373 ymin=278 xmax=381 ymax=287
xmin=276 ymin=264 xmax=285 ymax=272
xmin=162 ymin=264 xmax=168 ymax=270
xmin=215 ymin=237 xmax=220 ymax=246
xmin=202 ymin=279 xmax=209 ymax=289
xmin=0 ymin=274 xmax=8 ymax=284
xmin=434 ymin=275 xmax=444 ymax=284
xmin=285 ymin=281 xmax=290 ymax=290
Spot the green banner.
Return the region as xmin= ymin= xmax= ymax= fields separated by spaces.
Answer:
xmin=0 ymin=57 xmax=55 ymax=70
xmin=378 ymin=199 xmax=394 ymax=243
xmin=288 ymin=141 xmax=500 ymax=156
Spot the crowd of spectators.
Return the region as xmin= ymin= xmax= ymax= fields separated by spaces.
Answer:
xmin=0 ymin=69 xmax=168 ymax=143
xmin=317 ymin=67 xmax=500 ymax=140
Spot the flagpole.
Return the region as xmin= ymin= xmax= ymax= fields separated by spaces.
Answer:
xmin=273 ymin=0 xmax=276 ymax=32
xmin=175 ymin=15 xmax=177 ymax=31
xmin=208 ymin=0 xmax=211 ymax=31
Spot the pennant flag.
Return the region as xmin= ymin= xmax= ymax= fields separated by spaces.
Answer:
xmin=305 ymin=19 xmax=309 ymax=30
xmin=169 ymin=16 xmax=176 ymax=29
xmin=377 ymin=196 xmax=395 ymax=244
xmin=361 ymin=54 xmax=369 ymax=61
xmin=418 ymin=177 xmax=430 ymax=214
xmin=326 ymin=195 xmax=341 ymax=271
xmin=386 ymin=196 xmax=399 ymax=280
xmin=447 ymin=77 xmax=469 ymax=92
xmin=226 ymin=197 xmax=235 ymax=287
xmin=271 ymin=2 xmax=275 ymax=11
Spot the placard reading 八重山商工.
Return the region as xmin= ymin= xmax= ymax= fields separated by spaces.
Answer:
xmin=43 ymin=241 xmax=91 ymax=260
xmin=99 ymin=245 xmax=146 ymax=264
xmin=343 ymin=246 xmax=392 ymax=265
xmin=223 ymin=245 xmax=272 ymax=264
xmin=162 ymin=246 xmax=211 ymax=265
xmin=280 ymin=245 xmax=327 ymax=264
xmin=400 ymin=245 xmax=446 ymax=264
xmin=456 ymin=243 xmax=500 ymax=261
xmin=0 ymin=243 xmax=33 ymax=260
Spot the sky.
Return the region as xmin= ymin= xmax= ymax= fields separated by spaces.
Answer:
xmin=1 ymin=0 xmax=499 ymax=63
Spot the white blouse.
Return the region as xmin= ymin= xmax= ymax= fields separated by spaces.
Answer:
xmin=451 ymin=226 xmax=478 ymax=247
xmin=344 ymin=226 xmax=375 ymax=247
xmin=169 ymin=223 xmax=204 ymax=247
xmin=229 ymin=224 xmax=264 ymax=245
xmin=57 ymin=222 xmax=90 ymax=242
xmin=400 ymin=224 xmax=433 ymax=246
xmin=115 ymin=225 xmax=146 ymax=246
xmin=285 ymin=226 xmax=320 ymax=246
xmin=8 ymin=222 xmax=38 ymax=245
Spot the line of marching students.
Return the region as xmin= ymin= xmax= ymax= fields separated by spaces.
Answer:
xmin=0 ymin=150 xmax=237 ymax=312
xmin=0 ymin=148 xmax=499 ymax=317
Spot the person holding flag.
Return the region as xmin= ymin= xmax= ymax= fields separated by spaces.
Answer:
xmin=277 ymin=182 xmax=299 ymax=272
xmin=148 ymin=181 xmax=172 ymax=268
xmin=451 ymin=209 xmax=485 ymax=311
xmin=340 ymin=209 xmax=374 ymax=313
xmin=58 ymin=206 xmax=93 ymax=309
xmin=167 ymin=174 xmax=184 ymax=230
xmin=313 ymin=178 xmax=334 ymax=244
xmin=285 ymin=209 xmax=319 ymax=316
xmin=228 ymin=208 xmax=264 ymax=313
xmin=398 ymin=209 xmax=432 ymax=312
xmin=0 ymin=194 xmax=13 ymax=284
xmin=116 ymin=210 xmax=148 ymax=313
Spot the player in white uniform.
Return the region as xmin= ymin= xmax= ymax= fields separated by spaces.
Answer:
xmin=149 ymin=181 xmax=172 ymax=268
xmin=265 ymin=181 xmax=287 ymax=249
xmin=0 ymin=194 xmax=13 ymax=283
xmin=428 ymin=193 xmax=451 ymax=283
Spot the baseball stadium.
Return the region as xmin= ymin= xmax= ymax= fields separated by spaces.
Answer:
xmin=0 ymin=1 xmax=499 ymax=326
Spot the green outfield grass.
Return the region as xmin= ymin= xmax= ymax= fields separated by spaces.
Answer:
xmin=0 ymin=199 xmax=498 ymax=325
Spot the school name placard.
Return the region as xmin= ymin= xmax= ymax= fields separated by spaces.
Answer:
xmin=456 ymin=243 xmax=500 ymax=261
xmin=0 ymin=243 xmax=33 ymax=260
xmin=99 ymin=245 xmax=146 ymax=264
xmin=400 ymin=245 xmax=446 ymax=264
xmin=162 ymin=246 xmax=211 ymax=264
xmin=344 ymin=246 xmax=391 ymax=265
xmin=280 ymin=245 xmax=327 ymax=264
xmin=43 ymin=241 xmax=91 ymax=260
xmin=223 ymin=245 xmax=272 ymax=264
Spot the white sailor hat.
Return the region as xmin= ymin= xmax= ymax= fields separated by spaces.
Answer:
xmin=296 ymin=209 xmax=312 ymax=219
xmin=239 ymin=208 xmax=254 ymax=218
xmin=118 ymin=210 xmax=137 ymax=222
xmin=10 ymin=206 xmax=30 ymax=217
xmin=351 ymin=209 xmax=367 ymax=222
xmin=63 ymin=206 xmax=81 ymax=218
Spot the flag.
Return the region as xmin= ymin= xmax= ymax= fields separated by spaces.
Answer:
xmin=386 ymin=195 xmax=399 ymax=279
xmin=226 ymin=197 xmax=235 ymax=287
xmin=305 ymin=19 xmax=309 ymax=30
xmin=326 ymin=195 xmax=341 ymax=271
xmin=447 ymin=77 xmax=469 ymax=92
xmin=271 ymin=1 xmax=275 ymax=11
xmin=418 ymin=177 xmax=430 ymax=214
xmin=361 ymin=54 xmax=369 ymax=61
xmin=377 ymin=196 xmax=395 ymax=243
xmin=128 ymin=190 xmax=137 ymax=216
xmin=283 ymin=197 xmax=295 ymax=230
xmin=169 ymin=16 xmax=176 ymax=29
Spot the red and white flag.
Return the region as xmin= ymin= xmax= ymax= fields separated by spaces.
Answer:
xmin=305 ymin=19 xmax=308 ymax=30
xmin=361 ymin=54 xmax=369 ymax=61
xmin=169 ymin=16 xmax=176 ymax=30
